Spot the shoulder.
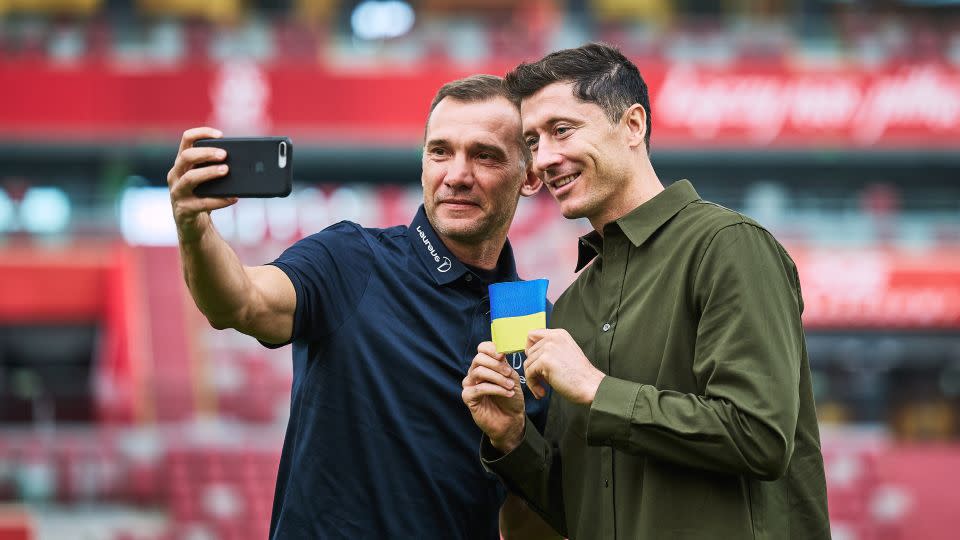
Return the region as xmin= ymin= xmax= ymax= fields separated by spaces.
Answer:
xmin=679 ymin=200 xmax=761 ymax=236
xmin=369 ymin=223 xmax=410 ymax=245
xmin=674 ymin=200 xmax=785 ymax=253
xmin=274 ymin=221 xmax=377 ymax=273
xmin=295 ymin=220 xmax=366 ymax=247
xmin=292 ymin=221 xmax=408 ymax=254
xmin=686 ymin=205 xmax=797 ymax=284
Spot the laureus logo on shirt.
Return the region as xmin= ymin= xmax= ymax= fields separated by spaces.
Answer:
xmin=508 ymin=352 xmax=527 ymax=384
xmin=416 ymin=225 xmax=452 ymax=273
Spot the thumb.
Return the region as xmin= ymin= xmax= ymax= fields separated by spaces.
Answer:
xmin=526 ymin=328 xmax=547 ymax=350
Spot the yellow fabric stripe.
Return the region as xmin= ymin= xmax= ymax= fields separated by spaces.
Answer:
xmin=491 ymin=312 xmax=546 ymax=354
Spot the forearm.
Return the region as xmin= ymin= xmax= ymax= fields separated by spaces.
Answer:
xmin=587 ymin=377 xmax=794 ymax=480
xmin=179 ymin=221 xmax=255 ymax=329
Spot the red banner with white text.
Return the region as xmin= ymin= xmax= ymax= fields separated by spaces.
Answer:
xmin=2 ymin=59 xmax=959 ymax=148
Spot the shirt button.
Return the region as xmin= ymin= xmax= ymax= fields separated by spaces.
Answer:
xmin=465 ymin=274 xmax=473 ymax=282
xmin=602 ymin=323 xmax=611 ymax=332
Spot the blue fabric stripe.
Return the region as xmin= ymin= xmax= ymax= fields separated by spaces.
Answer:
xmin=489 ymin=279 xmax=549 ymax=320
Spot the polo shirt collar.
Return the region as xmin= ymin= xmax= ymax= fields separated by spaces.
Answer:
xmin=575 ymin=180 xmax=700 ymax=271
xmin=407 ymin=205 xmax=520 ymax=286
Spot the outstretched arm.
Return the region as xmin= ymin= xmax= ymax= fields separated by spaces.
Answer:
xmin=167 ymin=127 xmax=295 ymax=344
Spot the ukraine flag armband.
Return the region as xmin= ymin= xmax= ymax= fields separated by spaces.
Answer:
xmin=488 ymin=279 xmax=549 ymax=354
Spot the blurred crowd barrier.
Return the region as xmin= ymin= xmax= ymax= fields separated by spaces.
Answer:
xmin=0 ymin=424 xmax=958 ymax=540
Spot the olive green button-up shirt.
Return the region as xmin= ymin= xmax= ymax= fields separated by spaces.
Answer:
xmin=482 ymin=180 xmax=830 ymax=540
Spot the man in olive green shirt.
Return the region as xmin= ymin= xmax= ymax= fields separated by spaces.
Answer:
xmin=461 ymin=44 xmax=831 ymax=539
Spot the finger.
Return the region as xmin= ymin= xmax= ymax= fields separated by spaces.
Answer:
xmin=174 ymin=197 xmax=238 ymax=218
xmin=170 ymin=147 xmax=228 ymax=186
xmin=470 ymin=352 xmax=514 ymax=378
xmin=523 ymin=357 xmax=548 ymax=400
xmin=526 ymin=328 xmax=549 ymax=350
xmin=526 ymin=336 xmax=547 ymax=357
xmin=178 ymin=127 xmax=223 ymax=154
xmin=477 ymin=341 xmax=504 ymax=360
xmin=180 ymin=146 xmax=228 ymax=167
xmin=506 ymin=364 xmax=522 ymax=385
xmin=522 ymin=349 xmax=538 ymax=371
xmin=197 ymin=197 xmax=239 ymax=212
xmin=524 ymin=371 xmax=547 ymax=400
xmin=465 ymin=365 xmax=516 ymax=390
xmin=462 ymin=383 xmax=515 ymax=403
xmin=172 ymin=164 xmax=229 ymax=198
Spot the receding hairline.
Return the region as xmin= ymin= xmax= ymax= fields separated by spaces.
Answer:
xmin=423 ymin=74 xmax=530 ymax=164
xmin=423 ymin=95 xmax=527 ymax=153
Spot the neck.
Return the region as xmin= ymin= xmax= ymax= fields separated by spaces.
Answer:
xmin=590 ymin=159 xmax=664 ymax=235
xmin=442 ymin=229 xmax=508 ymax=270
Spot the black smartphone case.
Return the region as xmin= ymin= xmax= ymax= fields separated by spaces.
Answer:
xmin=192 ymin=137 xmax=293 ymax=198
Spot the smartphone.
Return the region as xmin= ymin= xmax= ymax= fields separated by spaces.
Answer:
xmin=192 ymin=137 xmax=293 ymax=198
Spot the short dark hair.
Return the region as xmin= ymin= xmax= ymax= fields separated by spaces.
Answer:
xmin=428 ymin=74 xmax=519 ymax=113
xmin=505 ymin=42 xmax=652 ymax=152
xmin=425 ymin=74 xmax=529 ymax=165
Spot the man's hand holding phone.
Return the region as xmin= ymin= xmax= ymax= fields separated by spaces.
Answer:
xmin=167 ymin=127 xmax=236 ymax=245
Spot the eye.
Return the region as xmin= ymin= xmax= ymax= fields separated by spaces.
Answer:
xmin=525 ymin=136 xmax=538 ymax=149
xmin=555 ymin=125 xmax=571 ymax=136
xmin=429 ymin=147 xmax=447 ymax=157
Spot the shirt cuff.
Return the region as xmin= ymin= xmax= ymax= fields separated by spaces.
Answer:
xmin=480 ymin=416 xmax=549 ymax=476
xmin=586 ymin=376 xmax=642 ymax=446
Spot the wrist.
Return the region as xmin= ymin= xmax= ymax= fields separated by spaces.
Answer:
xmin=177 ymin=214 xmax=212 ymax=246
xmin=490 ymin=420 xmax=525 ymax=454
xmin=578 ymin=370 xmax=606 ymax=406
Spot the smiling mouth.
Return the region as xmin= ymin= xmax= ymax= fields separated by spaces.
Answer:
xmin=550 ymin=173 xmax=580 ymax=189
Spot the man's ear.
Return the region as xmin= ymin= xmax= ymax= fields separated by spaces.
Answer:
xmin=519 ymin=166 xmax=542 ymax=197
xmin=623 ymin=104 xmax=647 ymax=150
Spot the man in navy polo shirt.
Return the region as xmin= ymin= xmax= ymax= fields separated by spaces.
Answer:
xmin=166 ymin=75 xmax=556 ymax=539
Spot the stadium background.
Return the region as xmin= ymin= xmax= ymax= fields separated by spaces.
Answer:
xmin=2 ymin=0 xmax=960 ymax=538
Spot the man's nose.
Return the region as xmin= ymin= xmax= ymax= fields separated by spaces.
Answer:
xmin=443 ymin=154 xmax=474 ymax=188
xmin=534 ymin=139 xmax=563 ymax=174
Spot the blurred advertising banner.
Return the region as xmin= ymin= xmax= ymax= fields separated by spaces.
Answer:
xmin=6 ymin=187 xmax=958 ymax=329
xmin=2 ymin=59 xmax=959 ymax=148
xmin=793 ymin=249 xmax=960 ymax=329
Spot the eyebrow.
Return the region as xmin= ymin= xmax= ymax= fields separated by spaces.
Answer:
xmin=523 ymin=116 xmax=579 ymax=138
xmin=425 ymin=139 xmax=508 ymax=158
xmin=471 ymin=142 xmax=508 ymax=158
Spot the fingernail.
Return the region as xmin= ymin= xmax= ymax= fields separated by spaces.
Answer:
xmin=216 ymin=150 xmax=226 ymax=158
xmin=219 ymin=165 xmax=228 ymax=173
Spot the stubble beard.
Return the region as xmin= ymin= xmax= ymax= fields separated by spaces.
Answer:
xmin=432 ymin=206 xmax=506 ymax=245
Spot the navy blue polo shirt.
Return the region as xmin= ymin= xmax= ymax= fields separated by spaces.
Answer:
xmin=263 ymin=206 xmax=550 ymax=539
